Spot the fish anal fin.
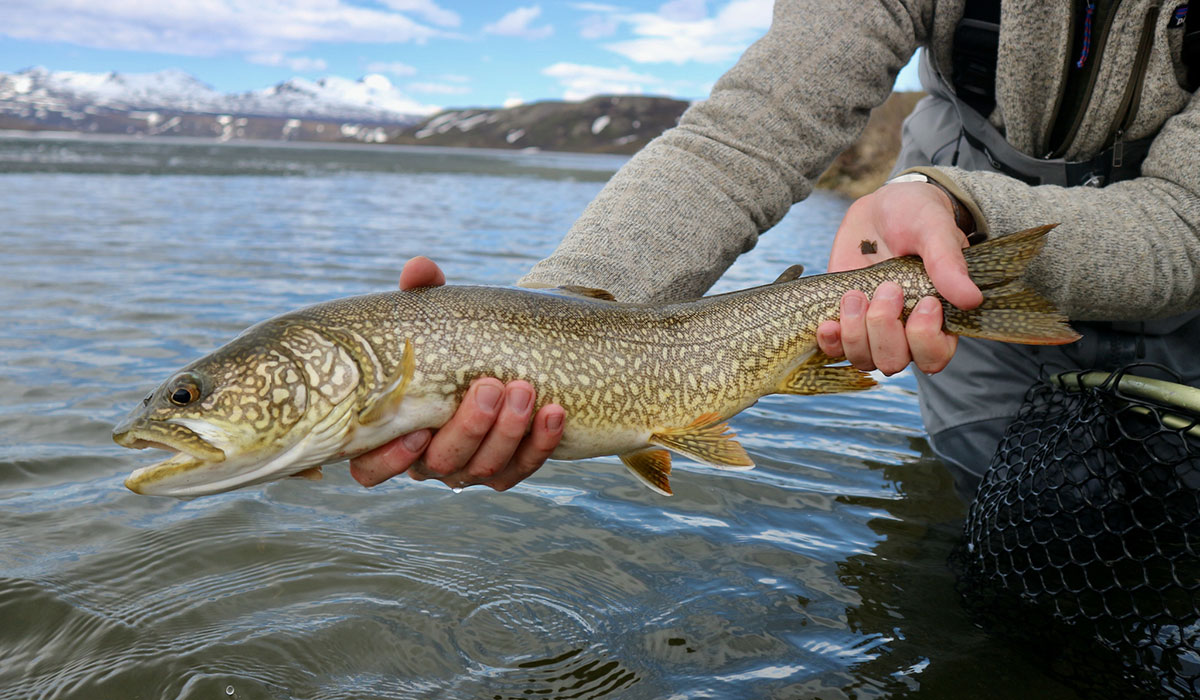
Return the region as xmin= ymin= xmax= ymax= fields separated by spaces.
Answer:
xmin=778 ymin=363 xmax=876 ymax=396
xmin=620 ymin=448 xmax=673 ymax=496
xmin=359 ymin=338 xmax=415 ymax=425
xmin=798 ymin=350 xmax=838 ymax=369
xmin=557 ymin=285 xmax=617 ymax=301
xmin=650 ymin=412 xmax=754 ymax=470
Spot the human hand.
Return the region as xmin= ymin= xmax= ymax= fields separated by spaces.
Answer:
xmin=815 ymin=181 xmax=982 ymax=375
xmin=349 ymin=256 xmax=565 ymax=491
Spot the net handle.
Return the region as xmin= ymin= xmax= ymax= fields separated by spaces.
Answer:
xmin=1051 ymin=370 xmax=1200 ymax=437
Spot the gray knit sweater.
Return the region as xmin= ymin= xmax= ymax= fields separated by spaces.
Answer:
xmin=519 ymin=0 xmax=1200 ymax=322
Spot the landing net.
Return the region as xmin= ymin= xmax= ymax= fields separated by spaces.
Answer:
xmin=954 ymin=365 xmax=1200 ymax=698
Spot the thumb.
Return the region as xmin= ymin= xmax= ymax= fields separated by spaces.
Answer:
xmin=919 ymin=223 xmax=982 ymax=310
xmin=399 ymin=256 xmax=447 ymax=291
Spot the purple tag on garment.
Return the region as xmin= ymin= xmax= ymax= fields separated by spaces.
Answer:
xmin=1170 ymin=3 xmax=1188 ymax=28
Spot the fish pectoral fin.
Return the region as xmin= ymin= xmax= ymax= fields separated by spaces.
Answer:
xmin=619 ymin=448 xmax=673 ymax=496
xmin=359 ymin=338 xmax=415 ymax=425
xmin=290 ymin=466 xmax=324 ymax=481
xmin=772 ymin=264 xmax=806 ymax=284
xmin=777 ymin=362 xmax=876 ymax=396
xmin=650 ymin=412 xmax=754 ymax=470
xmin=555 ymin=285 xmax=618 ymax=302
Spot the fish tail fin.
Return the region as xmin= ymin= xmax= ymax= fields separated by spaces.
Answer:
xmin=947 ymin=224 xmax=1080 ymax=345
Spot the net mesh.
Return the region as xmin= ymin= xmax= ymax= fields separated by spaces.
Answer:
xmin=954 ymin=365 xmax=1200 ymax=699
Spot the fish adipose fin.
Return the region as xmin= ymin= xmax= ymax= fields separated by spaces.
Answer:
xmin=951 ymin=224 xmax=1081 ymax=345
xmin=620 ymin=448 xmax=673 ymax=495
xmin=650 ymin=412 xmax=755 ymax=470
xmin=772 ymin=264 xmax=806 ymax=285
xmin=556 ymin=285 xmax=618 ymax=301
xmin=359 ymin=338 xmax=415 ymax=425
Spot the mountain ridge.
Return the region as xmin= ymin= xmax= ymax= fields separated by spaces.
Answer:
xmin=0 ymin=67 xmax=921 ymax=190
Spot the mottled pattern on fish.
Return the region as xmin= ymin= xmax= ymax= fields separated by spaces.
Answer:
xmin=114 ymin=224 xmax=1078 ymax=497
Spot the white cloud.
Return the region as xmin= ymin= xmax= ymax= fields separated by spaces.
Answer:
xmin=542 ymin=62 xmax=662 ymax=101
xmin=569 ymin=2 xmax=622 ymax=11
xmin=579 ymin=13 xmax=620 ymax=39
xmin=503 ymin=94 xmax=525 ymax=108
xmin=658 ymin=0 xmax=707 ymax=22
xmin=366 ymin=61 xmax=419 ymax=77
xmin=603 ymin=0 xmax=773 ymax=64
xmin=0 ymin=0 xmax=452 ymax=57
xmin=376 ymin=0 xmax=460 ymax=28
xmin=408 ymin=81 xmax=471 ymax=95
xmin=484 ymin=6 xmax=554 ymax=40
xmin=247 ymin=52 xmax=328 ymax=72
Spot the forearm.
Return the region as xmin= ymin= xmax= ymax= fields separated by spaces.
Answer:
xmin=929 ymin=96 xmax=1200 ymax=321
xmin=520 ymin=0 xmax=932 ymax=302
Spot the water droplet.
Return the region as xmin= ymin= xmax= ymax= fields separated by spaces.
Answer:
xmin=226 ymin=685 xmax=235 ymax=696
xmin=451 ymin=487 xmax=463 ymax=494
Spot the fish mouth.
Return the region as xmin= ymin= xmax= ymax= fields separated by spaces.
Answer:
xmin=116 ymin=421 xmax=322 ymax=498
xmin=113 ymin=422 xmax=229 ymax=496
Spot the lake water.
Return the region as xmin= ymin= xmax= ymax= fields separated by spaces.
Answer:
xmin=0 ymin=134 xmax=1083 ymax=699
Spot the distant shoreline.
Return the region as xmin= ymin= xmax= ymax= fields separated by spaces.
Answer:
xmin=0 ymin=93 xmax=922 ymax=197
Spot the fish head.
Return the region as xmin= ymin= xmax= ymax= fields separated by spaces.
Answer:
xmin=113 ymin=322 xmax=353 ymax=497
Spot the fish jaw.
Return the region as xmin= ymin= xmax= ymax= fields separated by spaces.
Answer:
xmin=123 ymin=440 xmax=313 ymax=497
xmin=118 ymin=394 xmax=368 ymax=497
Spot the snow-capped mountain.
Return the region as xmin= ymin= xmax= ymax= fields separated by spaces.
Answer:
xmin=0 ymin=67 xmax=224 ymax=113
xmin=228 ymin=74 xmax=432 ymax=122
xmin=0 ymin=67 xmax=431 ymax=124
xmin=0 ymin=66 xmax=697 ymax=154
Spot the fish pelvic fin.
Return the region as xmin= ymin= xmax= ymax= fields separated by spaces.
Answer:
xmin=649 ymin=412 xmax=755 ymax=470
xmin=290 ymin=466 xmax=324 ymax=481
xmin=620 ymin=448 xmax=673 ymax=496
xmin=359 ymin=338 xmax=415 ymax=425
xmin=955 ymin=225 xmax=1081 ymax=345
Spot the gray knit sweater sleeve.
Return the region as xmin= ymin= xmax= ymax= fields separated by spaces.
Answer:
xmin=519 ymin=0 xmax=931 ymax=303
xmin=943 ymin=92 xmax=1200 ymax=322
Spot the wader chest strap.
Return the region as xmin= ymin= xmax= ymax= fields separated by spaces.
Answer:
xmin=951 ymin=0 xmax=1001 ymax=117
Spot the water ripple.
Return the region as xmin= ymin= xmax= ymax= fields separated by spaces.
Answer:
xmin=0 ymin=143 xmax=1071 ymax=699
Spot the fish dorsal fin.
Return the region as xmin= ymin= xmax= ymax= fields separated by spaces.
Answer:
xmin=650 ymin=412 xmax=754 ymax=470
xmin=777 ymin=351 xmax=876 ymax=395
xmin=556 ymin=285 xmax=618 ymax=301
xmin=620 ymin=448 xmax=673 ymax=495
xmin=359 ymin=338 xmax=415 ymax=425
xmin=772 ymin=264 xmax=806 ymax=284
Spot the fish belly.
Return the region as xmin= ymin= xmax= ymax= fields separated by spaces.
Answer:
xmin=550 ymin=424 xmax=652 ymax=461
xmin=338 ymin=392 xmax=458 ymax=460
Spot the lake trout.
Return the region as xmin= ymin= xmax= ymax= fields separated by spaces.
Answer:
xmin=113 ymin=224 xmax=1078 ymax=497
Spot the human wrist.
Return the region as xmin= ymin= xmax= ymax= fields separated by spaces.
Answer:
xmin=886 ymin=172 xmax=984 ymax=244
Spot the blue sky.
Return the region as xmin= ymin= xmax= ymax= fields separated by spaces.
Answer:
xmin=0 ymin=0 xmax=922 ymax=113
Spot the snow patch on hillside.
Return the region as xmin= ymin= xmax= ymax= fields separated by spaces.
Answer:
xmin=0 ymin=67 xmax=435 ymax=123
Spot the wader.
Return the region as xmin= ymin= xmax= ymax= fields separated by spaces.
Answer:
xmin=895 ymin=52 xmax=1200 ymax=497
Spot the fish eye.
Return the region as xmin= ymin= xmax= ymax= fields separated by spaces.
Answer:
xmin=168 ymin=380 xmax=200 ymax=407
